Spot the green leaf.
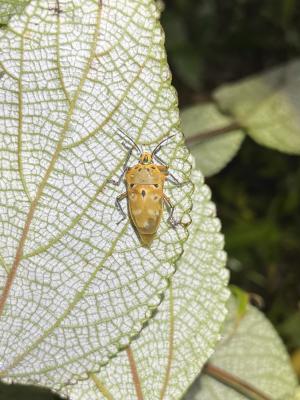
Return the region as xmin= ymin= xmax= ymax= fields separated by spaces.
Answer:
xmin=0 ymin=0 xmax=193 ymax=388
xmin=229 ymin=285 xmax=249 ymax=321
xmin=0 ymin=381 xmax=61 ymax=400
xmin=0 ymin=0 xmax=29 ymax=25
xmin=214 ymin=59 xmax=300 ymax=155
xmin=163 ymin=10 xmax=201 ymax=90
xmin=181 ymin=103 xmax=245 ymax=177
xmin=184 ymin=297 xmax=298 ymax=400
xmin=278 ymin=313 xmax=300 ymax=349
xmin=63 ymin=170 xmax=230 ymax=400
xmin=286 ymin=387 xmax=300 ymax=400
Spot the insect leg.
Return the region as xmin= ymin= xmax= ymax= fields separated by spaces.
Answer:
xmin=167 ymin=173 xmax=182 ymax=186
xmin=163 ymin=194 xmax=178 ymax=228
xmin=166 ymin=173 xmax=189 ymax=188
xmin=109 ymin=147 xmax=133 ymax=186
xmin=154 ymin=154 xmax=185 ymax=187
xmin=154 ymin=154 xmax=188 ymax=187
xmin=153 ymin=153 xmax=167 ymax=167
xmin=115 ymin=192 xmax=127 ymax=225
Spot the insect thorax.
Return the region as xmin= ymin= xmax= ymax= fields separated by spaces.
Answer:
xmin=126 ymin=163 xmax=165 ymax=185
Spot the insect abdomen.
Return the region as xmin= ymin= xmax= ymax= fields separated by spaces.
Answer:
xmin=128 ymin=184 xmax=163 ymax=237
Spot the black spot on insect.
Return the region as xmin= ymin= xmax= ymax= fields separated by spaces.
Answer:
xmin=154 ymin=195 xmax=159 ymax=200
xmin=135 ymin=166 xmax=139 ymax=169
xmin=141 ymin=190 xmax=146 ymax=197
xmin=146 ymin=168 xmax=150 ymax=171
xmin=151 ymin=166 xmax=155 ymax=169
xmin=130 ymin=183 xmax=135 ymax=188
xmin=139 ymin=168 xmax=142 ymax=172
xmin=154 ymin=184 xmax=159 ymax=188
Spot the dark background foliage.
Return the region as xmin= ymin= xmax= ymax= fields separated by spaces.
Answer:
xmin=162 ymin=0 xmax=300 ymax=362
xmin=163 ymin=0 xmax=300 ymax=97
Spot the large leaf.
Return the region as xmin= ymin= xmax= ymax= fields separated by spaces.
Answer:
xmin=286 ymin=387 xmax=300 ymax=400
xmin=214 ymin=59 xmax=300 ymax=154
xmin=181 ymin=103 xmax=245 ymax=177
xmin=185 ymin=297 xmax=297 ymax=400
xmin=64 ymin=170 xmax=230 ymax=400
xmin=0 ymin=0 xmax=193 ymax=388
xmin=0 ymin=0 xmax=29 ymax=25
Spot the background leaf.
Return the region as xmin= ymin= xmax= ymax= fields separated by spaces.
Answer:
xmin=64 ymin=170 xmax=229 ymax=400
xmin=0 ymin=0 xmax=193 ymax=388
xmin=181 ymin=103 xmax=245 ymax=177
xmin=214 ymin=59 xmax=300 ymax=154
xmin=0 ymin=0 xmax=29 ymax=25
xmin=184 ymin=297 xmax=297 ymax=400
xmin=0 ymin=381 xmax=61 ymax=400
xmin=286 ymin=387 xmax=300 ymax=400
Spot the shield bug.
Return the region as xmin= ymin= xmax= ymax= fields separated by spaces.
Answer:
xmin=110 ymin=130 xmax=182 ymax=246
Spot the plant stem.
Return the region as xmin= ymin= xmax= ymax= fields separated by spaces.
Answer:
xmin=185 ymin=122 xmax=243 ymax=146
xmin=203 ymin=363 xmax=273 ymax=400
xmin=126 ymin=347 xmax=144 ymax=400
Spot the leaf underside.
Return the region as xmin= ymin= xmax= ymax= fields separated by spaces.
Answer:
xmin=214 ymin=59 xmax=300 ymax=155
xmin=185 ymin=298 xmax=298 ymax=400
xmin=64 ymin=170 xmax=229 ymax=400
xmin=0 ymin=0 xmax=193 ymax=388
xmin=181 ymin=102 xmax=245 ymax=177
xmin=287 ymin=387 xmax=300 ymax=400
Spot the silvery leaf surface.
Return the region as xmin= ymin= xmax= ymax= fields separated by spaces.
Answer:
xmin=65 ymin=170 xmax=229 ymax=400
xmin=0 ymin=0 xmax=193 ymax=388
xmin=0 ymin=0 xmax=29 ymax=25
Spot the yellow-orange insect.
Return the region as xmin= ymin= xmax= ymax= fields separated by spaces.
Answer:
xmin=111 ymin=130 xmax=180 ymax=246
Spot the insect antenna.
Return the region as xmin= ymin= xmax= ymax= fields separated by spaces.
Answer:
xmin=152 ymin=134 xmax=176 ymax=156
xmin=116 ymin=129 xmax=142 ymax=154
